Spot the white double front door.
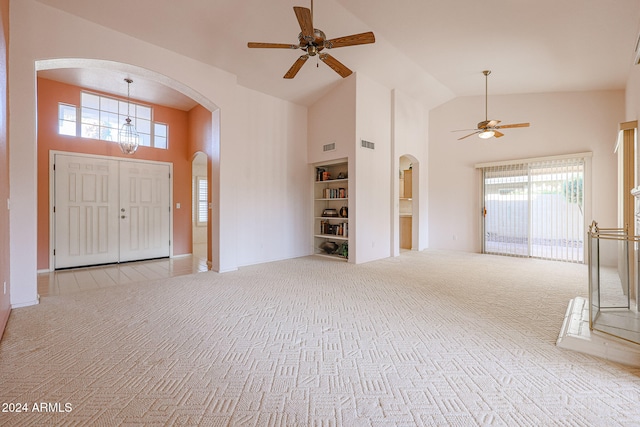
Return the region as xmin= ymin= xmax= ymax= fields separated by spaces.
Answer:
xmin=54 ymin=153 xmax=171 ymax=269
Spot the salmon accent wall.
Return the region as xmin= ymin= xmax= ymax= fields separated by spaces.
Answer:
xmin=37 ymin=77 xmax=194 ymax=270
xmin=0 ymin=0 xmax=10 ymax=338
xmin=187 ymin=104 xmax=213 ymax=264
xmin=189 ymin=105 xmax=213 ymax=266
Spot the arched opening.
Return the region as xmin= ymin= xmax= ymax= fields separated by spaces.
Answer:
xmin=34 ymin=58 xmax=220 ymax=272
xmin=192 ymin=151 xmax=209 ymax=263
xmin=398 ymin=154 xmax=419 ymax=252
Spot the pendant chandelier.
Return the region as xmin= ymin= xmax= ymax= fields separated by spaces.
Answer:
xmin=118 ymin=78 xmax=140 ymax=155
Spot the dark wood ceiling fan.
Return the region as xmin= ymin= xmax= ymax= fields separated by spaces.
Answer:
xmin=453 ymin=70 xmax=530 ymax=140
xmin=247 ymin=0 xmax=375 ymax=79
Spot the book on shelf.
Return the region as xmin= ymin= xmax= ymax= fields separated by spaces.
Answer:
xmin=319 ymin=220 xmax=349 ymax=237
xmin=322 ymin=187 xmax=347 ymax=199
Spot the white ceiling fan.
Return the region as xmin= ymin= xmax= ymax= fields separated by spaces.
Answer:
xmin=453 ymin=70 xmax=530 ymax=140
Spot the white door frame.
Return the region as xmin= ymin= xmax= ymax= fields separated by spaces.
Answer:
xmin=49 ymin=150 xmax=174 ymax=271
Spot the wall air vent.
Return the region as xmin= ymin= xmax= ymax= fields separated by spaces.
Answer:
xmin=361 ymin=139 xmax=375 ymax=150
xmin=323 ymin=142 xmax=336 ymax=152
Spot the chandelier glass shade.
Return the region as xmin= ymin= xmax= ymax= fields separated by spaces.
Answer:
xmin=118 ymin=117 xmax=140 ymax=154
xmin=119 ymin=78 xmax=139 ymax=155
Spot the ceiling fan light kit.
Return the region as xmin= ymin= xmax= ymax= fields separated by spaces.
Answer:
xmin=478 ymin=130 xmax=495 ymax=139
xmin=453 ymin=70 xmax=530 ymax=141
xmin=247 ymin=0 xmax=375 ymax=79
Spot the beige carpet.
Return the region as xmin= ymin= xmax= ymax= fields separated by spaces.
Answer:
xmin=1 ymin=250 xmax=639 ymax=426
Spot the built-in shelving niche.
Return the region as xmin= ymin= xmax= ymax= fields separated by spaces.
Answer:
xmin=313 ymin=160 xmax=349 ymax=261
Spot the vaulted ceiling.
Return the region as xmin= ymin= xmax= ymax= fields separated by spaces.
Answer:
xmin=35 ymin=0 xmax=640 ymax=110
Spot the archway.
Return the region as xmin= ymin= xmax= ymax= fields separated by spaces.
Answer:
xmin=192 ymin=151 xmax=209 ymax=262
xmin=35 ymin=58 xmax=221 ymax=270
xmin=397 ymin=154 xmax=420 ymax=253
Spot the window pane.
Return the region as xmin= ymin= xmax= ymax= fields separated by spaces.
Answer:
xmin=154 ymin=123 xmax=168 ymax=149
xmin=136 ymin=105 xmax=152 ymax=120
xmin=81 ymin=107 xmax=99 ymax=124
xmin=135 ymin=118 xmax=151 ymax=134
xmin=78 ymin=91 xmax=166 ymax=150
xmin=58 ymin=104 xmax=76 ymax=136
xmin=59 ymin=121 xmax=76 ymax=136
xmin=119 ymin=100 xmax=131 ymax=116
xmin=101 ymin=125 xmax=117 ymax=142
xmin=81 ymin=123 xmax=100 ymax=139
xmin=80 ymin=107 xmax=100 ymax=139
xmin=101 ymin=111 xmax=119 ymax=130
xmin=59 ymin=103 xmax=75 ymax=121
xmin=139 ymin=134 xmax=151 ymax=147
xmin=100 ymin=97 xmax=119 ymax=114
xmin=81 ymin=92 xmax=99 ymax=109
xmin=154 ymin=123 xmax=167 ymax=138
xmin=154 ymin=136 xmax=167 ymax=149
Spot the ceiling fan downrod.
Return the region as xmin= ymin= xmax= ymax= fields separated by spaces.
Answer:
xmin=483 ymin=70 xmax=491 ymax=121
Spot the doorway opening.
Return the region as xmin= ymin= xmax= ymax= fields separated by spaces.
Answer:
xmin=192 ymin=152 xmax=208 ymax=260
xmin=399 ymin=155 xmax=415 ymax=251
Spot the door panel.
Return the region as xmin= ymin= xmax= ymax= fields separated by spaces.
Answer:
xmin=119 ymin=161 xmax=170 ymax=262
xmin=54 ymin=154 xmax=119 ymax=268
xmin=54 ymin=154 xmax=171 ymax=269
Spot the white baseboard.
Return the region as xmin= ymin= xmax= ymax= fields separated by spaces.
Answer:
xmin=12 ymin=298 xmax=40 ymax=309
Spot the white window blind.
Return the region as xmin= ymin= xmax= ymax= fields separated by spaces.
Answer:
xmin=196 ymin=177 xmax=208 ymax=226
xmin=480 ymin=156 xmax=586 ymax=263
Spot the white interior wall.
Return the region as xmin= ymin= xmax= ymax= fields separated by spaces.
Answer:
xmin=429 ymin=90 xmax=624 ymax=252
xmin=354 ymin=73 xmax=392 ymax=264
xmin=307 ymin=77 xmax=356 ymax=258
xmin=626 ymin=66 xmax=640 ymax=123
xmin=307 ymin=77 xmax=357 ymax=165
xmin=9 ymin=0 xmax=309 ymax=306
xmin=307 ymin=78 xmax=429 ymax=263
xmin=233 ymin=85 xmax=309 ymax=267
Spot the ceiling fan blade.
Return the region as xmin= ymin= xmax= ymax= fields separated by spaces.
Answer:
xmin=493 ymin=131 xmax=505 ymax=138
xmin=248 ymin=42 xmax=299 ymax=49
xmin=324 ymin=31 xmax=376 ymax=49
xmin=487 ymin=120 xmax=500 ymax=127
xmin=451 ymin=128 xmax=479 ymax=133
xmin=284 ymin=55 xmax=309 ymax=79
xmin=458 ymin=131 xmax=480 ymax=140
xmin=319 ymin=53 xmax=352 ymax=78
xmin=294 ymin=6 xmax=314 ymax=39
xmin=496 ymin=123 xmax=530 ymax=129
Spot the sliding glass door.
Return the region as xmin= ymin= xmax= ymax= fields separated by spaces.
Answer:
xmin=482 ymin=157 xmax=585 ymax=263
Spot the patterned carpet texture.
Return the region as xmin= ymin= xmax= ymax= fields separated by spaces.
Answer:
xmin=1 ymin=250 xmax=640 ymax=426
